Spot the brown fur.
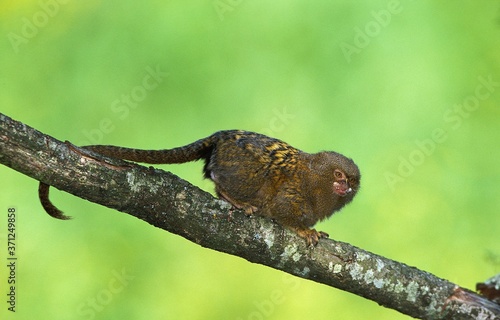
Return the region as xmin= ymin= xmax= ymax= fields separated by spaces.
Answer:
xmin=39 ymin=130 xmax=360 ymax=245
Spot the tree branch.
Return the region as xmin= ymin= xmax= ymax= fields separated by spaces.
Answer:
xmin=0 ymin=113 xmax=498 ymax=319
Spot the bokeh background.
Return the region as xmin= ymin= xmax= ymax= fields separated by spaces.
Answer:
xmin=1 ymin=1 xmax=500 ymax=319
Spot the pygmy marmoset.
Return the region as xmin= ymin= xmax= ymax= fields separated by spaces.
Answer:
xmin=39 ymin=130 xmax=360 ymax=246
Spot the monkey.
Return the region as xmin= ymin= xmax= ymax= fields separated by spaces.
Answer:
xmin=39 ymin=130 xmax=360 ymax=246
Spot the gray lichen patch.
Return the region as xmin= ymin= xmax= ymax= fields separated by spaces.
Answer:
xmin=279 ymin=243 xmax=302 ymax=266
xmin=364 ymin=269 xmax=375 ymax=284
xmin=406 ymin=281 xmax=419 ymax=302
xmin=333 ymin=244 xmax=345 ymax=255
xmin=292 ymin=266 xmax=310 ymax=278
xmin=333 ymin=264 xmax=342 ymax=273
xmin=282 ymin=243 xmax=298 ymax=258
xmin=127 ymin=171 xmax=160 ymax=194
xmin=215 ymin=199 xmax=233 ymax=211
xmin=373 ymin=278 xmax=385 ymax=289
xmin=298 ymin=266 xmax=310 ymax=277
xmin=350 ymin=262 xmax=386 ymax=290
xmin=394 ymin=281 xmax=405 ymax=294
xmin=357 ymin=259 xmax=386 ymax=288
xmin=328 ymin=262 xmax=343 ymax=274
xmin=292 ymin=252 xmax=302 ymax=262
xmin=349 ymin=263 xmax=364 ymax=281
xmin=376 ymin=259 xmax=385 ymax=272
xmin=355 ymin=251 xmax=371 ymax=262
xmin=259 ymin=225 xmax=275 ymax=249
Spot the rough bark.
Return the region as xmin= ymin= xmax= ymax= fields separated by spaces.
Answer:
xmin=0 ymin=113 xmax=498 ymax=319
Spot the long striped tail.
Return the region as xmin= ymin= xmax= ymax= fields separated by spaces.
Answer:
xmin=39 ymin=133 xmax=220 ymax=219
xmin=83 ymin=134 xmax=217 ymax=164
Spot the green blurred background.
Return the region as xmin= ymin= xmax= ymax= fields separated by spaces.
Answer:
xmin=1 ymin=1 xmax=499 ymax=319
